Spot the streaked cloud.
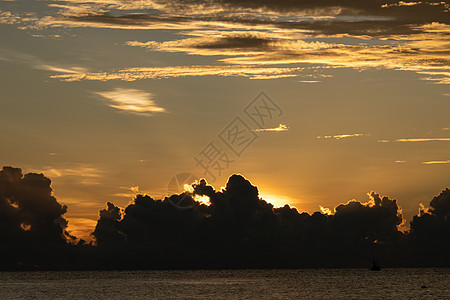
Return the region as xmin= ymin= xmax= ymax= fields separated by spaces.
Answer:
xmin=30 ymin=165 xmax=104 ymax=186
xmin=253 ymin=124 xmax=289 ymax=132
xmin=422 ymin=160 xmax=450 ymax=165
xmin=51 ymin=65 xmax=303 ymax=81
xmin=317 ymin=133 xmax=371 ymax=140
xmin=378 ymin=137 xmax=450 ymax=143
xmin=3 ymin=0 xmax=447 ymax=85
xmin=0 ymin=9 xmax=21 ymax=24
xmin=112 ymin=185 xmax=140 ymax=198
xmin=94 ymin=88 xmax=166 ymax=116
xmin=39 ymin=64 xmax=88 ymax=74
xmin=299 ymin=80 xmax=321 ymax=83
xmin=395 ymin=138 xmax=450 ymax=142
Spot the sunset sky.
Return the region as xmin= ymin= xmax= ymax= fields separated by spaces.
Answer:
xmin=1 ymin=0 xmax=449 ymax=240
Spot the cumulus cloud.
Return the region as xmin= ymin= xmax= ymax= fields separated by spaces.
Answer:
xmin=0 ymin=166 xmax=70 ymax=243
xmin=409 ymin=188 xmax=450 ymax=262
xmin=1 ymin=166 xmax=450 ymax=269
xmin=89 ymin=174 xmax=409 ymax=268
xmin=94 ymin=88 xmax=166 ymax=116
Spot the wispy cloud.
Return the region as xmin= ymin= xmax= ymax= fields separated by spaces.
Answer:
xmin=30 ymin=165 xmax=104 ymax=185
xmin=317 ymin=133 xmax=371 ymax=140
xmin=395 ymin=138 xmax=450 ymax=142
xmin=39 ymin=64 xmax=88 ymax=74
xmin=51 ymin=65 xmax=303 ymax=81
xmin=94 ymin=88 xmax=166 ymax=116
xmin=422 ymin=160 xmax=450 ymax=165
xmin=111 ymin=186 xmax=140 ymax=198
xmin=5 ymin=0 xmax=450 ymax=85
xmin=253 ymin=124 xmax=289 ymax=132
xmin=299 ymin=80 xmax=321 ymax=83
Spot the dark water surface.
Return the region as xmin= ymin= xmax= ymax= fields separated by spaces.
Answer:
xmin=0 ymin=268 xmax=449 ymax=299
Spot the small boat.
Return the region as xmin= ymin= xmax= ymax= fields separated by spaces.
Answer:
xmin=371 ymin=259 xmax=381 ymax=271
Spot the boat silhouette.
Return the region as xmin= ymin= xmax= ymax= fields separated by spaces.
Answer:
xmin=371 ymin=259 xmax=381 ymax=271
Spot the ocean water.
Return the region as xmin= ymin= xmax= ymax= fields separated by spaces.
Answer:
xmin=0 ymin=268 xmax=448 ymax=299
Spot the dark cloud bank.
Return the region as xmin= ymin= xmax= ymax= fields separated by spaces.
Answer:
xmin=0 ymin=166 xmax=449 ymax=270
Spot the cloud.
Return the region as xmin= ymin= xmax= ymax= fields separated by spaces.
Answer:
xmin=94 ymin=88 xmax=166 ymax=116
xmin=409 ymin=189 xmax=450 ymax=261
xmin=51 ymin=65 xmax=304 ymax=81
xmin=253 ymin=124 xmax=289 ymax=132
xmin=317 ymin=133 xmax=371 ymax=140
xmin=299 ymin=80 xmax=321 ymax=83
xmin=38 ymin=64 xmax=88 ymax=74
xmin=65 ymin=217 xmax=97 ymax=241
xmin=88 ymin=175 xmax=414 ymax=268
xmin=395 ymin=138 xmax=450 ymax=142
xmin=2 ymin=166 xmax=450 ymax=269
xmin=5 ymin=0 xmax=447 ymax=85
xmin=0 ymin=9 xmax=22 ymax=24
xmin=0 ymin=166 xmax=71 ymax=248
xmin=422 ymin=160 xmax=450 ymax=165
xmin=30 ymin=164 xmax=104 ymax=186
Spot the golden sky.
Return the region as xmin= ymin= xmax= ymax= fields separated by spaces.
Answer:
xmin=0 ymin=0 xmax=449 ymax=239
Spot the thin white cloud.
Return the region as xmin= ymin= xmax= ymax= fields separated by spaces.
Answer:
xmin=253 ymin=124 xmax=289 ymax=132
xmin=94 ymin=88 xmax=166 ymax=116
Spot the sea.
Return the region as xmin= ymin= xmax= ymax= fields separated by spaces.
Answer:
xmin=0 ymin=268 xmax=449 ymax=299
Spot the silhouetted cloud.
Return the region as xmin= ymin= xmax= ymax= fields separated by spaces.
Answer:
xmin=0 ymin=166 xmax=77 ymax=270
xmin=1 ymin=166 xmax=449 ymax=270
xmin=0 ymin=166 xmax=70 ymax=244
xmin=408 ymin=189 xmax=450 ymax=264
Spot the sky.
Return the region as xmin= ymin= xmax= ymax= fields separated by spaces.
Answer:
xmin=0 ymin=0 xmax=449 ymax=240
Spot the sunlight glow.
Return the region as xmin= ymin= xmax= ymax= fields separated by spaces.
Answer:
xmin=194 ymin=194 xmax=211 ymax=206
xmin=260 ymin=193 xmax=295 ymax=208
xmin=319 ymin=205 xmax=333 ymax=215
